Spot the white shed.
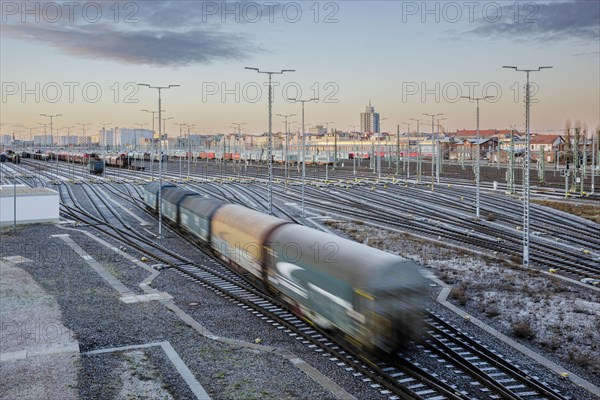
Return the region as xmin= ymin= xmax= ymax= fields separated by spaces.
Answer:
xmin=0 ymin=186 xmax=59 ymax=226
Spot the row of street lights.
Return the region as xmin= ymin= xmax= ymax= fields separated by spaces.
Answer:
xmin=138 ymin=84 xmax=180 ymax=238
xmin=245 ymin=67 xmax=295 ymax=216
xmin=34 ymin=65 xmax=551 ymax=269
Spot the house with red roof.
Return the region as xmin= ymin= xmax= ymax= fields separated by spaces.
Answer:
xmin=529 ymin=135 xmax=564 ymax=162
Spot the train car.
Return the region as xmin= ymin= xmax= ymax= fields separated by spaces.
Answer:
xmin=0 ymin=151 xmax=21 ymax=164
xmin=264 ymin=224 xmax=426 ymax=354
xmin=129 ymin=152 xmax=150 ymax=161
xmin=33 ymin=151 xmax=50 ymax=161
xmin=178 ymin=197 xmax=226 ymax=243
xmin=80 ymin=152 xmax=99 ymax=164
xmin=106 ymin=153 xmax=129 ymax=168
xmin=161 ymin=188 xmax=200 ymax=225
xmin=147 ymin=153 xmax=168 ymax=163
xmin=210 ymin=204 xmax=292 ymax=279
xmin=89 ymin=160 xmax=104 ymax=175
xmin=143 ymin=183 xmax=427 ymax=355
xmin=143 ymin=182 xmax=176 ymax=211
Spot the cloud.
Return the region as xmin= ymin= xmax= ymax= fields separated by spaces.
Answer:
xmin=3 ymin=23 xmax=256 ymax=66
xmin=1 ymin=1 xmax=268 ymax=66
xmin=571 ymin=50 xmax=600 ymax=57
xmin=466 ymin=1 xmax=599 ymax=42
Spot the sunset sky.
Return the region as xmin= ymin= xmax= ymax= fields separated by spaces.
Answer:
xmin=1 ymin=0 xmax=599 ymax=139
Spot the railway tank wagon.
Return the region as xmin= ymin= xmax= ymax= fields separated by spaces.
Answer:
xmin=264 ymin=224 xmax=427 ymax=354
xmin=210 ymin=204 xmax=292 ymax=279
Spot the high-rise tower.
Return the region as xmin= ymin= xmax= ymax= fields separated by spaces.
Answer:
xmin=360 ymin=101 xmax=380 ymax=134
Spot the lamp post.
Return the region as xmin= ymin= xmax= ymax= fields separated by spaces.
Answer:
xmin=142 ymin=109 xmax=165 ymax=181
xmin=435 ymin=117 xmax=447 ymax=183
xmin=98 ymin=122 xmax=113 ymax=151
xmin=40 ymin=113 xmax=62 ymax=149
xmin=175 ymin=122 xmax=188 ymax=178
xmin=13 ymin=129 xmax=22 ymax=153
xmin=423 ymin=113 xmax=443 ymax=190
xmin=319 ymin=121 xmax=334 ymax=181
xmin=409 ymin=118 xmax=422 ymax=137
xmin=276 ymin=114 xmax=295 ymax=188
xmin=245 ymin=67 xmax=295 ymax=215
xmin=402 ymin=122 xmax=411 ymax=177
xmin=348 ymin=125 xmax=359 ymax=175
xmin=135 ymin=122 xmax=149 ymax=153
xmin=378 ymin=118 xmax=387 ymax=180
xmin=77 ymin=122 xmax=90 ymax=149
xmin=186 ymin=124 xmax=196 ymax=179
xmin=592 ymin=129 xmax=597 ymax=194
xmin=21 ymin=126 xmax=35 ymax=151
xmin=162 ymin=116 xmax=174 ymax=175
xmin=461 ymin=97 xmax=492 ymax=218
xmin=61 ymin=125 xmax=75 ymax=145
xmin=502 ymin=65 xmax=552 ymax=268
xmin=288 ymin=97 xmax=318 ymax=217
xmin=62 ymin=125 xmax=76 ymax=179
xmin=138 ymin=84 xmax=180 ymax=238
xmin=410 ymin=118 xmax=423 ymax=180
xmin=98 ymin=122 xmax=113 ymax=178
xmin=37 ymin=123 xmax=47 ymax=149
xmin=231 ymin=122 xmax=246 ymax=175
xmin=40 ymin=113 xmax=62 ymax=173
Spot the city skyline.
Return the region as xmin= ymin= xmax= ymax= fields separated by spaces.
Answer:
xmin=1 ymin=1 xmax=599 ymax=139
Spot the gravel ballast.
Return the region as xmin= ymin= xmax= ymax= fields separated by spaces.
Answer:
xmin=327 ymin=220 xmax=599 ymax=400
xmin=1 ymin=223 xmax=380 ymax=399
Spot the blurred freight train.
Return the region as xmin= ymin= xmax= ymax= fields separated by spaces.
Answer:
xmin=25 ymin=151 xmax=145 ymax=173
xmin=143 ymin=183 xmax=427 ymax=355
xmin=24 ymin=151 xmax=104 ymax=174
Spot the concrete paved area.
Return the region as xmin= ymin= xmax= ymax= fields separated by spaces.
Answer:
xmin=1 ymin=256 xmax=80 ymax=400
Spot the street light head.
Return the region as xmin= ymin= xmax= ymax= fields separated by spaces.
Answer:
xmin=484 ymin=95 xmax=495 ymax=100
xmin=539 ymin=66 xmax=553 ymax=70
xmin=138 ymin=83 xmax=150 ymax=87
xmin=245 ymin=67 xmax=259 ymax=71
xmin=281 ymin=69 xmax=295 ymax=73
xmin=168 ymin=84 xmax=181 ymax=88
xmin=502 ymin=66 xmax=517 ymax=70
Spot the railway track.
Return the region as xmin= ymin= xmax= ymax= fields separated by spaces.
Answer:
xmin=423 ymin=313 xmax=568 ymax=400
xmin=269 ymin=183 xmax=600 ymax=280
xmin=52 ymin=179 xmax=470 ymax=399
xmin=15 ymin=157 xmax=600 ymax=282
xmin=11 ymin=158 xmax=593 ymax=398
